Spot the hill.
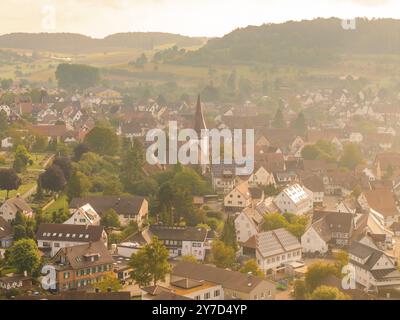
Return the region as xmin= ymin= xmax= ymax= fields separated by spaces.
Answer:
xmin=0 ymin=32 xmax=207 ymax=53
xmin=173 ymin=18 xmax=400 ymax=66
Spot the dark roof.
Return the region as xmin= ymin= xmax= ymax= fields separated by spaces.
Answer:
xmin=301 ymin=174 xmax=325 ymax=192
xmin=152 ymin=291 xmax=192 ymax=300
xmin=172 ymin=261 xmax=274 ymax=293
xmin=69 ymin=195 xmax=146 ymax=217
xmin=53 ymin=241 xmax=114 ymax=270
xmin=313 ymin=211 xmax=353 ymax=234
xmin=349 ymin=241 xmax=384 ymax=271
xmin=248 ymin=187 xmax=263 ymax=199
xmin=170 ymin=278 xmax=203 ymax=289
xmin=0 ymin=217 xmax=12 ymax=239
xmin=36 ymin=223 xmax=105 ymax=243
xmin=149 ymin=225 xmax=208 ymax=242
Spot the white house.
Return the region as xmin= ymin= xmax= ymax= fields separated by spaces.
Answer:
xmin=256 ymin=228 xmax=302 ymax=275
xmin=1 ymin=137 xmax=13 ymax=149
xmin=247 ymin=166 xmax=276 ymax=187
xmin=224 ymin=180 xmax=252 ymax=212
xmin=36 ymin=223 xmax=108 ymax=257
xmin=349 ymin=241 xmax=400 ymax=291
xmin=301 ymin=219 xmax=330 ymax=254
xmin=274 ymin=184 xmax=313 ymax=215
xmin=64 ymin=203 xmax=101 ymax=226
xmin=0 ymin=196 xmax=33 ymax=222
xmin=235 ymin=208 xmax=264 ymax=244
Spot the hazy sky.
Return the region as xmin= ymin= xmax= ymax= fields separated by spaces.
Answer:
xmin=0 ymin=0 xmax=399 ymax=38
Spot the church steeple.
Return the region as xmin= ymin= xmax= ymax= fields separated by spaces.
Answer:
xmin=193 ymin=94 xmax=207 ymax=135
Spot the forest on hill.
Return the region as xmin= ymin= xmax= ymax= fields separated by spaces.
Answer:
xmin=168 ymin=18 xmax=400 ymax=66
xmin=0 ymin=32 xmax=207 ymax=52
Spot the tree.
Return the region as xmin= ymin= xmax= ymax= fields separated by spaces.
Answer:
xmin=129 ymin=237 xmax=171 ymax=286
xmin=31 ymin=136 xmax=47 ymax=152
xmin=0 ymin=168 xmax=21 ymax=199
xmin=55 ymin=63 xmax=100 ymax=90
xmin=221 ymin=216 xmax=237 ymax=251
xmin=101 ymin=209 xmax=121 ymax=228
xmin=239 ymin=259 xmax=264 ymax=277
xmin=53 ymin=157 xmax=72 ymax=181
xmin=293 ymin=279 xmax=307 ymax=300
xmin=272 ymin=107 xmax=285 ymax=128
xmin=334 ymin=250 xmax=349 ymax=273
xmin=135 ymin=53 xmax=148 ymax=68
xmin=211 ymin=240 xmax=236 ymax=269
xmin=39 ymin=165 xmax=67 ymax=193
xmin=67 ymin=170 xmax=91 ymax=200
xmin=95 ymin=272 xmax=122 ymax=292
xmin=262 ymin=213 xmax=288 ymax=231
xmin=73 ymin=143 xmax=89 ymax=161
xmin=1 ymin=78 xmax=13 ymax=90
xmin=310 ymin=286 xmax=350 ymax=300
xmin=305 ymin=262 xmax=337 ymax=292
xmin=339 ymin=143 xmax=364 ymax=170
xmin=84 ymin=126 xmax=119 ymax=156
xmin=120 ymin=139 xmax=145 ymax=192
xmin=6 ymin=239 xmax=41 ymax=275
xmin=0 ymin=110 xmax=8 ymax=138
xmin=292 ymin=112 xmax=307 ymax=133
xmin=13 ymin=145 xmax=31 ymax=173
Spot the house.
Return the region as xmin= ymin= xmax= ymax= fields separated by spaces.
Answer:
xmin=51 ymin=241 xmax=115 ymax=291
xmin=323 ymin=171 xmax=358 ymax=197
xmin=349 ymin=241 xmax=400 ymax=292
xmin=1 ymin=137 xmax=13 ymax=149
xmin=69 ymin=195 xmax=148 ymax=227
xmin=0 ymin=196 xmax=33 ymax=222
xmin=255 ymin=228 xmax=302 ymax=275
xmin=142 ymin=279 xmax=223 ymax=300
xmin=36 ymin=224 xmax=108 ymax=257
xmin=274 ymin=184 xmax=313 ymax=215
xmin=0 ymin=217 xmax=13 ymax=249
xmin=300 ymin=174 xmax=325 ymax=205
xmin=247 ymin=166 xmax=276 ymax=187
xmin=64 ymin=203 xmax=101 ymax=226
xmin=301 ymin=211 xmax=362 ymax=254
xmin=210 ymin=163 xmax=238 ymax=194
xmin=235 ymin=208 xmax=264 ymax=244
xmin=172 ymin=261 xmax=276 ymax=300
xmin=128 ymin=225 xmax=211 ymax=261
xmin=358 ymin=188 xmax=399 ymax=228
xmin=224 ymin=180 xmax=253 ymax=212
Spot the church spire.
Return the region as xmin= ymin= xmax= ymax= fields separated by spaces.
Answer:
xmin=193 ymin=94 xmax=206 ymax=135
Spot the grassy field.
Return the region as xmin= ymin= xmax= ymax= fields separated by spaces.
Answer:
xmin=43 ymin=194 xmax=68 ymax=216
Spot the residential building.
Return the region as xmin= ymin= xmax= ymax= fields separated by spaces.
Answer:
xmin=36 ymin=224 xmax=108 ymax=257
xmin=51 ymin=241 xmax=115 ymax=291
xmin=224 ymin=180 xmax=252 ymax=212
xmin=64 ymin=203 xmax=101 ymax=226
xmin=0 ymin=196 xmax=33 ymax=222
xmin=255 ymin=228 xmax=302 ymax=275
xmin=349 ymin=241 xmax=400 ymax=291
xmin=274 ymin=184 xmax=313 ymax=215
xmin=235 ymin=207 xmax=264 ymax=244
xmin=172 ymin=261 xmax=276 ymax=300
xmin=0 ymin=217 xmax=13 ymax=248
xmin=69 ymin=195 xmax=148 ymax=227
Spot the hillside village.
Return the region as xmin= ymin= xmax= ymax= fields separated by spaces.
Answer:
xmin=1 ymin=75 xmax=400 ymax=302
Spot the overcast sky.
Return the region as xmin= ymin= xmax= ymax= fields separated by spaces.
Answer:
xmin=0 ymin=0 xmax=399 ymax=38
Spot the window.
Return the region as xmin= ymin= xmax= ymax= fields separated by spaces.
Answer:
xmin=54 ymin=243 xmax=60 ymax=248
xmin=204 ymin=292 xmax=211 ymax=299
xmin=195 ymin=295 xmax=200 ymax=300
xmin=214 ymin=290 xmax=220 ymax=297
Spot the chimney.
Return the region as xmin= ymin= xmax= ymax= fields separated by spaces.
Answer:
xmin=247 ymin=272 xmax=252 ymax=287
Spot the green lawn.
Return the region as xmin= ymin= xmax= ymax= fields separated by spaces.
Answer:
xmin=0 ymin=182 xmax=36 ymax=201
xmin=43 ymin=194 xmax=68 ymax=215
